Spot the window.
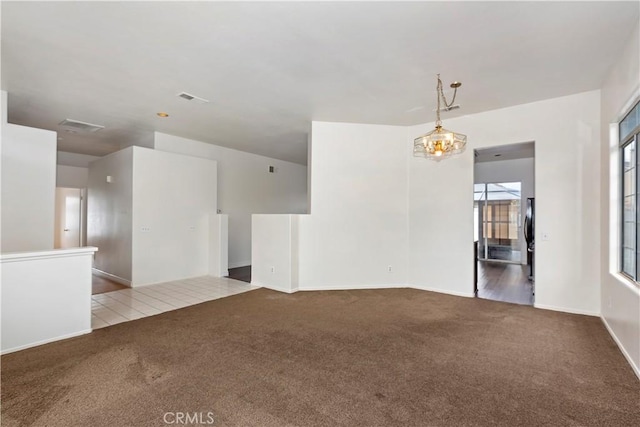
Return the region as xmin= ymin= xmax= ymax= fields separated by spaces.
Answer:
xmin=620 ymin=101 xmax=640 ymax=280
xmin=474 ymin=182 xmax=522 ymax=262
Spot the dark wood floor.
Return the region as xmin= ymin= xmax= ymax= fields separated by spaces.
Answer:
xmin=92 ymin=274 xmax=128 ymax=295
xmin=477 ymin=261 xmax=533 ymax=306
xmin=227 ymin=266 xmax=251 ymax=283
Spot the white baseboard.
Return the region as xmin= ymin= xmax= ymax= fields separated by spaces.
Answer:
xmin=293 ymin=283 xmax=474 ymax=298
xmin=298 ymin=283 xmax=406 ymax=292
xmin=251 ymin=281 xmax=297 ymax=294
xmin=1 ymin=329 xmax=92 ymax=355
xmin=601 ymin=316 xmax=640 ymax=380
xmin=533 ymin=303 xmax=599 ymax=317
xmin=410 ymin=285 xmax=475 ymax=298
xmin=92 ymin=268 xmax=131 ymax=287
xmin=228 ymin=260 xmax=251 ymax=269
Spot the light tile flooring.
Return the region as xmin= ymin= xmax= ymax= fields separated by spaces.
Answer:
xmin=91 ymin=276 xmax=258 ymax=329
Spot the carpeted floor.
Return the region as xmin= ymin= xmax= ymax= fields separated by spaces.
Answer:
xmin=1 ymin=288 xmax=638 ymax=426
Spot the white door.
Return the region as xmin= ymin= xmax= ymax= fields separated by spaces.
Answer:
xmin=54 ymin=188 xmax=82 ymax=248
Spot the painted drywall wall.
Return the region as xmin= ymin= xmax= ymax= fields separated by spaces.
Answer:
xmin=252 ymin=214 xmax=299 ymax=292
xmin=1 ymin=122 xmax=57 ymax=252
xmin=57 ymin=151 xmax=101 ymax=168
xmin=474 ymin=157 xmax=535 ymax=264
xmin=153 ymin=132 xmax=308 ymax=268
xmin=1 ymin=247 xmax=96 ymax=354
xmin=56 ymin=165 xmax=89 ymax=188
xmin=297 ymin=122 xmax=409 ymax=290
xmin=131 ymin=147 xmax=217 ymax=286
xmin=600 ymin=23 xmax=640 ymax=377
xmin=88 ymin=147 xmax=134 ymax=283
xmin=1 ymin=91 xmax=7 ymax=123
xmin=209 ymin=214 xmax=229 ymax=277
xmin=409 ymin=90 xmax=601 ymax=311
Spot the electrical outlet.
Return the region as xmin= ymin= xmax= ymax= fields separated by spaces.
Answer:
xmin=188 ymin=226 xmax=195 ymax=231
xmin=270 ymin=266 xmax=275 ymax=273
xmin=141 ymin=226 xmax=151 ymax=232
xmin=388 ymin=265 xmax=393 ymax=272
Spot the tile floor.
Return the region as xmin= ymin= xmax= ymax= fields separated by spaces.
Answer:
xmin=91 ymin=276 xmax=258 ymax=329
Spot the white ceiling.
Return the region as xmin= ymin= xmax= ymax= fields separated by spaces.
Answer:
xmin=474 ymin=142 xmax=535 ymax=163
xmin=2 ymin=2 xmax=638 ymax=165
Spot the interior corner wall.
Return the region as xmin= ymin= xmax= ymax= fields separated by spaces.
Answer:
xmin=408 ymin=90 xmax=602 ymax=311
xmin=297 ymin=122 xmax=409 ymax=290
xmin=153 ymin=132 xmax=308 ymax=269
xmin=87 ymin=147 xmax=133 ymax=283
xmin=1 ymin=91 xmax=7 ymax=123
xmin=131 ymin=147 xmax=217 ymax=286
xmin=474 ymin=157 xmax=535 ymax=264
xmin=1 ymin=122 xmax=57 ymax=252
xmin=600 ymin=22 xmax=640 ymax=377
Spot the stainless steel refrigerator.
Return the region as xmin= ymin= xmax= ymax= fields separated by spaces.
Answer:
xmin=524 ymin=198 xmax=535 ymax=281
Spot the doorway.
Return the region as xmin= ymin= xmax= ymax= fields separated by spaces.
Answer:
xmin=473 ymin=142 xmax=535 ymax=306
xmin=54 ymin=187 xmax=84 ymax=249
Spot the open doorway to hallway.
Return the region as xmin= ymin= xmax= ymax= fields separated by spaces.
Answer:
xmin=54 ymin=187 xmax=83 ymax=249
xmin=473 ymin=142 xmax=535 ymax=306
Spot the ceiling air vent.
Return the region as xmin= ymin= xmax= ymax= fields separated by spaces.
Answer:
xmin=178 ymin=92 xmax=210 ymax=104
xmin=58 ymin=118 xmax=104 ymax=133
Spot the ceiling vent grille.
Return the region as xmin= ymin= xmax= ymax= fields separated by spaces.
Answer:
xmin=58 ymin=118 xmax=104 ymax=133
xmin=178 ymin=92 xmax=209 ymax=104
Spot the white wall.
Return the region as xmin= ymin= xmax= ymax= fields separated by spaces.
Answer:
xmin=1 ymin=247 xmax=96 ymax=354
xmin=1 ymin=91 xmax=7 ymax=123
xmin=88 ymin=147 xmax=134 ymax=283
xmin=600 ymin=23 xmax=640 ymax=377
xmin=474 ymin=157 xmax=535 ymax=263
xmin=56 ymin=165 xmax=89 ymax=188
xmin=297 ymin=122 xmax=409 ymax=290
xmin=255 ymin=92 xmax=599 ymax=311
xmin=131 ymin=147 xmax=217 ymax=286
xmin=252 ymin=214 xmax=299 ymax=293
xmin=209 ymin=214 xmax=229 ymax=277
xmin=409 ymin=90 xmax=601 ymax=310
xmin=1 ymin=122 xmax=57 ymax=252
xmin=153 ymin=132 xmax=308 ymax=268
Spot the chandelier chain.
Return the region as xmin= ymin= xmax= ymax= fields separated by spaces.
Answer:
xmin=435 ymin=74 xmax=459 ymax=127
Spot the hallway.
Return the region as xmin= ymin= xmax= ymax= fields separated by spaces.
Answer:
xmin=477 ymin=261 xmax=533 ymax=306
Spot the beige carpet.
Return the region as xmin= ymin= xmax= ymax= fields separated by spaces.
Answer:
xmin=2 ymin=288 xmax=638 ymax=426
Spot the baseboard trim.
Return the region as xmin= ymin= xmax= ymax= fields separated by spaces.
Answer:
xmin=1 ymin=329 xmax=92 ymax=355
xmin=601 ymin=316 xmax=640 ymax=380
xmin=298 ymin=283 xmax=406 ymax=292
xmin=293 ymin=283 xmax=474 ymax=298
xmin=92 ymin=268 xmax=131 ymax=287
xmin=410 ymin=285 xmax=475 ymax=298
xmin=533 ymin=303 xmax=599 ymax=317
xmin=228 ymin=260 xmax=251 ymax=269
xmin=251 ymin=281 xmax=297 ymax=294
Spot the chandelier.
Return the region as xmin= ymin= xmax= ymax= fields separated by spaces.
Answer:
xmin=413 ymin=74 xmax=467 ymax=160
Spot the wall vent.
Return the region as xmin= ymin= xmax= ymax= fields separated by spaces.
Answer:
xmin=178 ymin=92 xmax=209 ymax=104
xmin=58 ymin=118 xmax=104 ymax=133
